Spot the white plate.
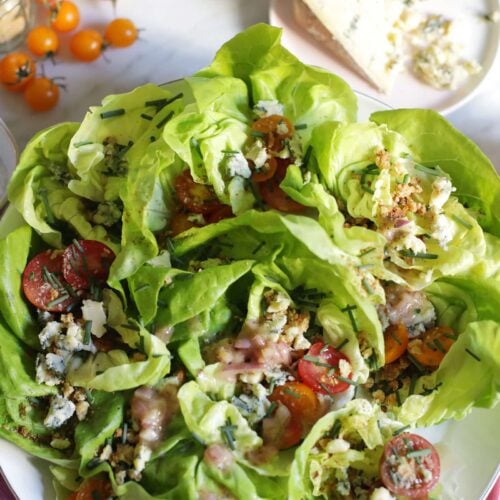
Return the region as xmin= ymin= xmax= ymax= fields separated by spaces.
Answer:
xmin=270 ymin=0 xmax=500 ymax=115
xmin=0 ymin=92 xmax=499 ymax=500
xmin=0 ymin=118 xmax=18 ymax=210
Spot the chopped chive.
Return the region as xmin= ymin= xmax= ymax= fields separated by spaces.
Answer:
xmin=432 ymin=338 xmax=447 ymax=354
xmin=138 ymin=334 xmax=145 ymax=353
xmin=451 ymin=214 xmax=473 ymax=229
xmin=399 ymin=250 xmax=438 ymax=260
xmin=100 ymin=108 xmax=125 ymax=119
xmin=341 ymin=304 xmax=359 ymax=333
xmin=319 ymin=382 xmax=336 ymax=397
xmin=121 ymin=322 xmax=140 ymax=331
xmin=85 ymin=389 xmax=94 ymax=404
xmin=402 ymin=174 xmax=410 ymax=184
xmin=252 ymin=241 xmax=265 ymax=255
xmin=152 ymin=353 xmax=164 ymax=358
xmin=283 ymin=387 xmax=301 ymax=399
xmin=29 ymin=271 xmax=35 ymax=281
xmin=39 ymin=188 xmax=55 ymax=225
xmin=388 ymin=329 xmax=402 ymax=345
xmin=222 ymin=149 xmax=239 ymax=155
xmin=74 ymin=140 xmax=93 ymax=147
xmin=354 ymin=164 xmax=379 ymax=175
xmin=156 ymin=110 xmax=174 ymax=129
xmin=73 ymin=239 xmax=84 ymax=253
xmin=359 ymin=247 xmax=375 ymax=257
xmin=303 ymin=355 xmax=332 ymax=368
xmin=220 ymin=418 xmax=237 ymax=450
xmin=46 ymin=294 xmax=69 ymax=308
xmin=444 ymin=333 xmax=458 ymax=340
xmin=145 ymin=92 xmax=183 ymax=109
xmin=121 ymin=422 xmax=128 ymax=444
xmin=407 ymin=448 xmax=431 ymax=459
xmin=336 ymin=338 xmax=349 ymax=350
xmin=336 ymin=376 xmax=357 ymax=386
xmin=134 ymin=283 xmax=151 ymax=293
xmin=406 ymin=352 xmax=425 ymax=373
xmin=150 ymin=136 xmax=156 ymax=142
xmin=408 ymin=376 xmax=417 ymax=396
xmin=413 ymin=163 xmax=440 ymax=176
xmin=393 ymin=424 xmax=411 ymax=436
xmin=465 ymin=348 xmax=481 ymax=362
xmin=295 ymin=123 xmax=307 ymax=130
xmin=232 ymin=397 xmax=251 ymax=413
xmin=362 ymin=278 xmax=375 ymax=295
xmin=250 ymin=130 xmax=265 ymax=138
xmin=140 ymin=113 xmax=153 ymax=121
xmin=356 ymin=263 xmax=374 ymax=270
xmin=86 ymin=457 xmax=102 ymax=469
xmin=329 ymin=419 xmax=342 ymax=439
xmin=395 ymin=389 xmax=402 ymax=406
xmin=302 ymin=145 xmax=313 ymax=168
xmin=264 ymin=401 xmax=277 ymax=418
xmin=361 ymin=185 xmax=375 ymax=194
xmin=84 ymin=321 xmax=92 ymax=344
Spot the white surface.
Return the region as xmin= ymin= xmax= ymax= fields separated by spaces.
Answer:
xmin=271 ymin=0 xmax=500 ymax=115
xmin=0 ymin=118 xmax=17 ymax=208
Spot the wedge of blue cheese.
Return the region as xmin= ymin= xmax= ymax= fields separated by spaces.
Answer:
xmin=293 ymin=0 xmax=404 ymax=93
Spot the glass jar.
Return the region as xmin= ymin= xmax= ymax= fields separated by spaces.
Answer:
xmin=0 ymin=0 xmax=33 ymax=53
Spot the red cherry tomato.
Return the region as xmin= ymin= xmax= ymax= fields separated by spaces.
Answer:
xmin=298 ymin=342 xmax=353 ymax=395
xmin=170 ymin=211 xmax=202 ymax=236
xmin=268 ymin=381 xmax=320 ymax=449
xmin=24 ymin=77 xmax=60 ymax=112
xmin=50 ymin=0 xmax=80 ymax=32
xmin=258 ymin=160 xmax=305 ymax=213
xmin=26 ymin=26 xmax=59 ymax=57
xmin=62 ymin=240 xmax=115 ymax=290
xmin=70 ymin=30 xmax=103 ymax=62
xmin=174 ymin=170 xmax=221 ymax=215
xmin=104 ymin=18 xmax=138 ymax=48
xmin=68 ymin=477 xmax=113 ymax=500
xmin=205 ymin=204 xmax=233 ymax=224
xmin=380 ymin=433 xmax=440 ymax=498
xmin=0 ymin=52 xmax=36 ymax=92
xmin=22 ymin=250 xmax=79 ymax=312
xmin=251 ymin=156 xmax=277 ymax=183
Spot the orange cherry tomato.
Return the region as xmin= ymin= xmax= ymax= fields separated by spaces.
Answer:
xmin=104 ymin=18 xmax=138 ymax=48
xmin=50 ymin=0 xmax=80 ymax=32
xmin=174 ymin=170 xmax=221 ymax=215
xmin=24 ymin=77 xmax=60 ymax=112
xmin=26 ymin=26 xmax=59 ymax=57
xmin=408 ymin=325 xmax=456 ymax=368
xmin=70 ymin=30 xmax=104 ymax=62
xmin=258 ymin=160 xmax=305 ymax=213
xmin=252 ymin=115 xmax=294 ymax=152
xmin=269 ymin=381 xmax=320 ymax=449
xmin=251 ymin=155 xmax=278 ymax=183
xmin=0 ymin=52 xmax=36 ymax=92
xmin=68 ymin=477 xmax=113 ymax=500
xmin=384 ymin=324 xmax=409 ymax=364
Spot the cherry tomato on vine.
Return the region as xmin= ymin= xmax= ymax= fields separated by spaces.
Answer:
xmin=0 ymin=52 xmax=36 ymax=92
xmin=27 ymin=26 xmax=59 ymax=58
xmin=62 ymin=240 xmax=115 ymax=290
xmin=50 ymin=0 xmax=80 ymax=33
xmin=298 ymin=342 xmax=353 ymax=395
xmin=22 ymin=250 xmax=79 ymax=312
xmin=105 ymin=18 xmax=138 ymax=48
xmin=380 ymin=433 xmax=440 ymax=497
xmin=70 ymin=30 xmax=104 ymax=62
xmin=24 ymin=77 xmax=60 ymax=112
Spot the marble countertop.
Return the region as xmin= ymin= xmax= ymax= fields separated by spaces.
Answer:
xmin=0 ymin=0 xmax=499 ymax=170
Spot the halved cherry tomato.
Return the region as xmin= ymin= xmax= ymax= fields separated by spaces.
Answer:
xmin=104 ymin=18 xmax=138 ymax=48
xmin=170 ymin=211 xmax=202 ymax=236
xmin=62 ymin=240 xmax=115 ymax=290
xmin=384 ymin=323 xmax=409 ymax=364
xmin=251 ymin=156 xmax=277 ymax=183
xmin=252 ymin=115 xmax=294 ymax=152
xmin=298 ymin=342 xmax=352 ymax=395
xmin=205 ymin=204 xmax=233 ymax=224
xmin=0 ymin=52 xmax=36 ymax=92
xmin=174 ymin=170 xmax=221 ymax=214
xmin=258 ymin=161 xmax=305 ymax=213
xmin=26 ymin=26 xmax=59 ymax=58
xmin=407 ymin=325 xmax=456 ymax=368
xmin=68 ymin=477 xmax=113 ymax=500
xmin=269 ymin=381 xmax=320 ymax=449
xmin=380 ymin=433 xmax=440 ymax=498
xmin=24 ymin=77 xmax=60 ymax=112
xmin=22 ymin=249 xmax=79 ymax=312
xmin=50 ymin=0 xmax=80 ymax=33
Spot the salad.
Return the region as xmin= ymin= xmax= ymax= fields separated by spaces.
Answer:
xmin=0 ymin=23 xmax=499 ymax=499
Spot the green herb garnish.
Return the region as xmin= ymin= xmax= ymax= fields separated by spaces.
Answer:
xmin=100 ymin=108 xmax=125 ymax=119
